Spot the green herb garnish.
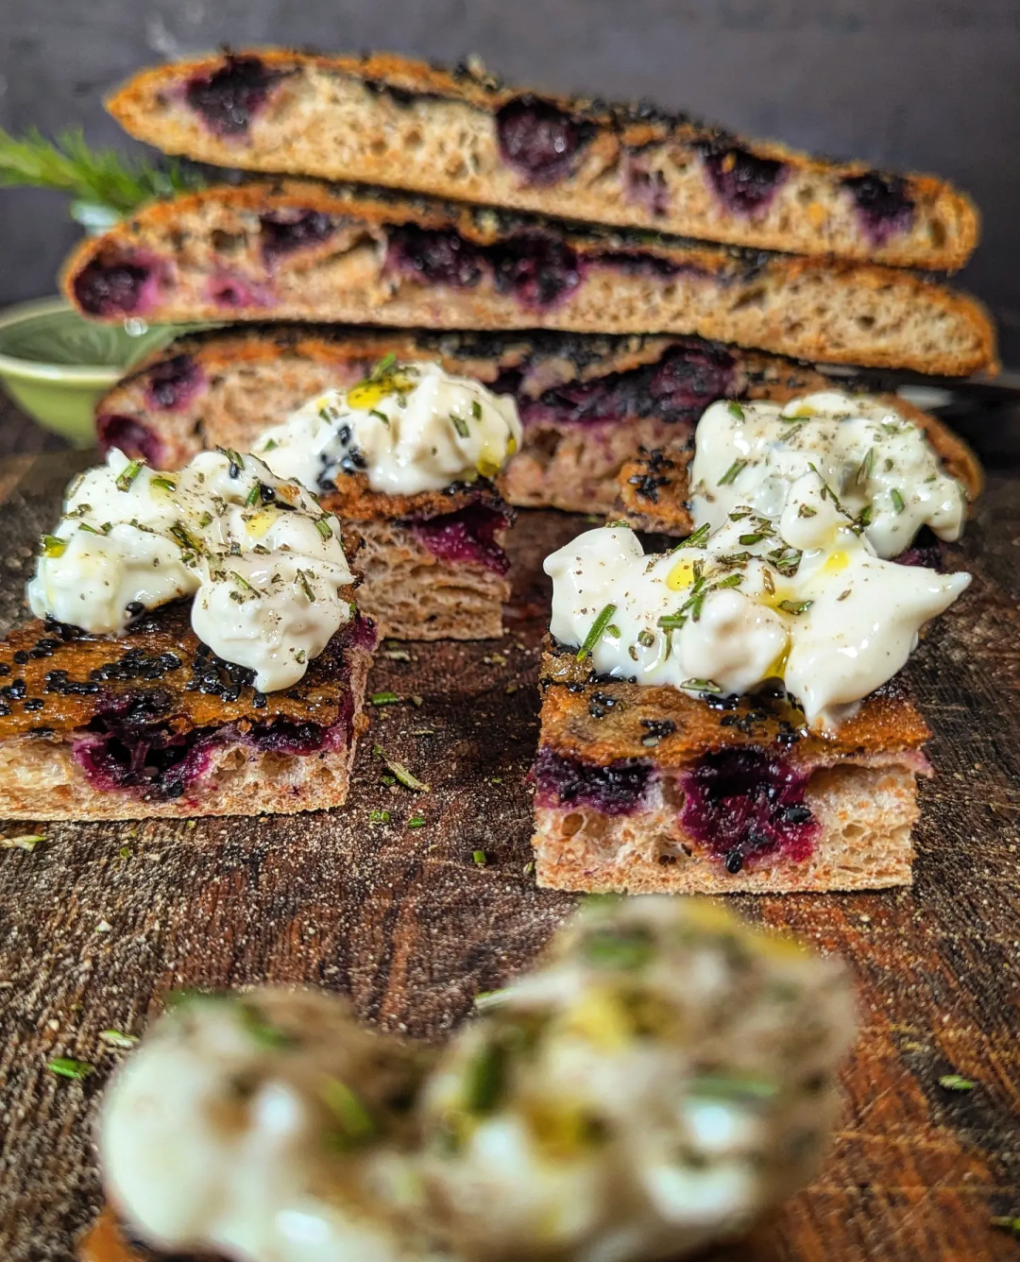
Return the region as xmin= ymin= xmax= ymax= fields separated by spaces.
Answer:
xmin=373 ymin=744 xmax=430 ymax=792
xmin=691 ymin=1072 xmax=779 ymax=1101
xmin=451 ymin=413 xmax=470 ymax=439
xmin=675 ymin=522 xmax=711 ymax=549
xmin=322 ymin=1077 xmax=375 ymax=1147
xmin=777 ymin=599 xmax=813 ymax=615
xmin=99 ymin=1029 xmax=138 ymax=1049
xmin=262 ymin=438 xmax=278 ymax=452
xmin=471 ymin=399 xmax=482 ymax=420
xmin=238 ymin=1001 xmax=296 ymax=1050
xmin=40 ymin=535 xmax=67 ymax=558
xmin=718 ymin=460 xmax=747 ymax=487
xmin=115 ymin=460 xmax=143 ymax=493
xmin=576 ymin=604 xmax=617 ymax=662
xmin=408 ymin=815 xmax=426 ymax=828
xmin=244 ymin=483 xmax=262 ymax=508
xmin=0 ymin=126 xmax=204 ymax=222
xmin=48 ymin=1057 xmax=94 ymax=1080
xmin=890 ymin=488 xmax=905 ymax=514
xmin=297 ymin=570 xmax=315 ymax=602
xmin=464 ymin=1041 xmax=508 ymax=1114
xmin=473 ymin=850 xmax=487 ymax=867
xmin=0 ymin=833 xmax=45 ymax=851
xmin=727 ymin=401 xmax=745 ymax=420
xmin=230 ymin=570 xmax=257 ymax=594
xmin=857 ymin=447 xmax=876 ymax=485
xmin=938 ymin=1073 xmax=976 ymax=1091
xmin=681 ymin=677 xmax=723 ymax=692
xmin=371 ymin=690 xmax=401 ymax=706
xmin=369 ymin=809 xmax=391 ymax=824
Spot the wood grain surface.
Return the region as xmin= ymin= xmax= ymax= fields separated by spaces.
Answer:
xmin=0 ymin=444 xmax=1018 ymax=1262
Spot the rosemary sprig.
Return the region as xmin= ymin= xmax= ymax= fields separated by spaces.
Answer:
xmin=576 ymin=604 xmax=617 ymax=661
xmin=0 ymin=126 xmax=204 ymax=220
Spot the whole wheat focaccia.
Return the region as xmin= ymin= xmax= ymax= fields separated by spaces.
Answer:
xmin=320 ymin=478 xmax=512 ymax=641
xmin=0 ymin=603 xmax=375 ymax=821
xmin=612 ymin=390 xmax=984 ymax=536
xmin=62 ymin=180 xmax=997 ymax=376
xmin=106 ymin=49 xmax=979 ymax=271
xmin=94 ymin=325 xmax=841 ymax=517
xmin=532 ymin=641 xmax=930 ymax=894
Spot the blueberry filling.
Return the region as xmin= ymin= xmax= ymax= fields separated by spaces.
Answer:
xmin=495 ymin=95 xmax=596 ymax=185
xmin=489 ymin=231 xmax=583 ymax=309
xmin=260 ymin=210 xmax=338 ymax=263
xmin=893 ymin=526 xmax=942 ymax=571
xmin=680 ymin=748 xmax=819 ymax=873
xmin=96 ymin=415 xmax=165 ymax=466
xmin=386 ymin=225 xmax=486 ymax=289
xmin=144 ymin=353 xmax=203 ymax=411
xmin=73 ymin=258 xmax=153 ymax=317
xmin=515 ymin=341 xmax=736 ymax=429
xmin=625 ymin=156 xmax=670 ymax=217
xmin=700 ymin=144 xmax=788 ymax=217
xmin=842 ymin=172 xmax=915 ymax=245
xmin=408 ymin=503 xmax=512 ymax=575
xmin=184 ymin=54 xmax=283 ymax=137
xmin=534 ymin=746 xmax=654 ymax=816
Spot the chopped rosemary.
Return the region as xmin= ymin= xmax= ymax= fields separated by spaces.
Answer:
xmin=938 ymin=1073 xmax=976 ymax=1091
xmin=463 ymin=1040 xmax=508 ymax=1114
xmin=451 ymin=412 xmax=470 ymax=439
xmin=0 ymin=833 xmax=45 ymax=851
xmin=230 ymin=570 xmax=257 ymax=594
xmin=471 ymin=399 xmax=482 ymax=420
xmin=675 ymin=522 xmax=711 ymax=549
xmin=658 ymin=612 xmax=686 ymax=631
xmin=605 ymin=624 xmax=621 ymax=638
xmin=371 ymin=690 xmax=401 ymax=706
xmin=738 ymin=532 xmax=766 ymax=546
xmin=857 ymin=447 xmax=876 ymax=485
xmin=218 ymin=447 xmax=245 ymax=474
xmin=48 ymin=1057 xmax=95 ymax=1080
xmin=150 ymin=475 xmax=177 ymax=493
xmin=373 ymin=744 xmax=430 ymax=792
xmin=637 ymin=629 xmax=656 ymax=648
xmin=473 ymin=850 xmax=487 ymax=867
xmin=681 ymin=677 xmax=722 ymax=692
xmin=714 ymin=573 xmax=743 ymax=589
xmin=41 ymin=535 xmax=67 ymax=558
xmin=322 ymin=1077 xmax=375 ymax=1147
xmin=727 ymin=401 xmax=744 ymax=420
xmin=991 ymin=1217 xmax=1020 ymax=1238
xmin=169 ymin=523 xmax=203 ymax=555
xmin=99 ymin=1029 xmax=138 ymax=1049
xmin=297 ymin=570 xmax=316 ymax=602
xmin=114 ymin=460 xmax=143 ymax=492
xmin=718 ymin=459 xmax=747 ymax=487
xmin=408 ymin=814 xmax=426 ymax=828
xmin=890 ymin=487 xmax=905 ymax=514
xmin=690 ymin=1071 xmax=779 ymax=1101
xmin=576 ymin=603 xmax=617 ymax=662
xmin=369 ymin=809 xmax=391 ymax=824
xmin=314 ymin=516 xmax=333 ymax=539
xmin=369 ymin=408 xmax=390 ymax=426
xmin=244 ymin=483 xmax=261 ymax=508
xmin=262 ymin=438 xmax=278 ymax=451
xmin=777 ymin=599 xmax=813 ymax=615
xmin=797 ymin=504 xmax=817 ymax=518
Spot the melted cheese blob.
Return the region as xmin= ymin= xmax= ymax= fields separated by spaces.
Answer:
xmin=545 ymin=482 xmax=970 ymax=730
xmin=27 ymin=448 xmax=354 ymax=693
xmin=257 ymin=360 xmax=522 ymax=497
xmin=690 ymin=391 xmax=967 ymax=559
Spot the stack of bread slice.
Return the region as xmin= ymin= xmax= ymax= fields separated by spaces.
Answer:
xmin=75 ymin=49 xmax=993 ymax=520
xmin=59 ymin=49 xmax=989 ymax=881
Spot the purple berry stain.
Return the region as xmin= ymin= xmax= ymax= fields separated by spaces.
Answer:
xmin=701 ymin=144 xmax=788 ymax=218
xmin=184 ymin=54 xmax=282 ymax=137
xmin=409 ymin=503 xmax=512 ymax=575
xmin=97 ymin=415 xmax=165 ymax=466
xmin=680 ymin=748 xmax=819 ymax=873
xmin=73 ymin=256 xmax=157 ymax=317
xmin=496 ymin=95 xmax=595 ymax=185
xmin=490 ymin=231 xmax=583 ymax=310
xmin=144 ymin=353 xmax=203 ymax=411
xmin=386 ymin=226 xmax=485 ymax=289
xmin=534 ymin=746 xmax=655 ymax=816
xmin=260 ymin=210 xmax=337 ymax=263
xmin=842 ymin=172 xmax=915 ymax=246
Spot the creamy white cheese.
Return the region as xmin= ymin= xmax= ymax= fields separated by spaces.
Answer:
xmin=100 ymin=991 xmax=443 ymax=1262
xmin=27 ymin=448 xmax=354 ymax=693
xmin=690 ymin=391 xmax=967 ymax=559
xmin=545 ymin=496 xmax=969 ymax=729
xmin=256 ymin=359 xmax=522 ymax=497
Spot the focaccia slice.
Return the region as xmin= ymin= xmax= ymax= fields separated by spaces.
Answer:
xmin=106 ymin=49 xmax=979 ymax=270
xmin=62 ymin=181 xmax=997 ymax=376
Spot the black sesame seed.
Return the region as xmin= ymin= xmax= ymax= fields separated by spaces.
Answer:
xmin=23 ymin=698 xmax=44 ymax=712
xmin=13 ymin=651 xmax=29 ymax=665
xmin=725 ymin=851 xmax=744 ymax=874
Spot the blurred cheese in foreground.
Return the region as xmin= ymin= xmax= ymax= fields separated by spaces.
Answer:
xmin=98 ymin=898 xmax=855 ymax=1262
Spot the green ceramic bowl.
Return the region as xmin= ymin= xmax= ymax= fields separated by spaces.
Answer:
xmin=0 ymin=297 xmax=186 ymax=448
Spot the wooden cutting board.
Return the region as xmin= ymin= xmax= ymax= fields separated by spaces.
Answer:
xmin=0 ymin=446 xmax=1018 ymax=1262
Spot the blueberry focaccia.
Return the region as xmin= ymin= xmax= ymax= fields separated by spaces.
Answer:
xmin=0 ymin=604 xmax=375 ymax=821
xmin=95 ymin=325 xmax=841 ymax=517
xmin=106 ymin=49 xmax=979 ymax=270
xmin=62 ymin=180 xmax=997 ymax=376
xmin=533 ymin=642 xmax=929 ymax=894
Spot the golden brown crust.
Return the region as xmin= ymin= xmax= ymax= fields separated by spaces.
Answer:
xmin=319 ymin=475 xmax=508 ymax=527
xmin=61 ymin=180 xmax=998 ymax=377
xmin=106 ymin=49 xmax=980 ymax=269
xmin=538 ymin=644 xmax=929 ymax=768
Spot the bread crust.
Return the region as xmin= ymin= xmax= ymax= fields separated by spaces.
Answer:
xmin=62 ymin=181 xmax=997 ymax=376
xmin=0 ymin=606 xmax=375 ymax=820
xmin=106 ymin=49 xmax=979 ymax=269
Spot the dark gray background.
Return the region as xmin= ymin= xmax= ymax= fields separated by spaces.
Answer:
xmin=2 ymin=0 xmax=1019 ymax=364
